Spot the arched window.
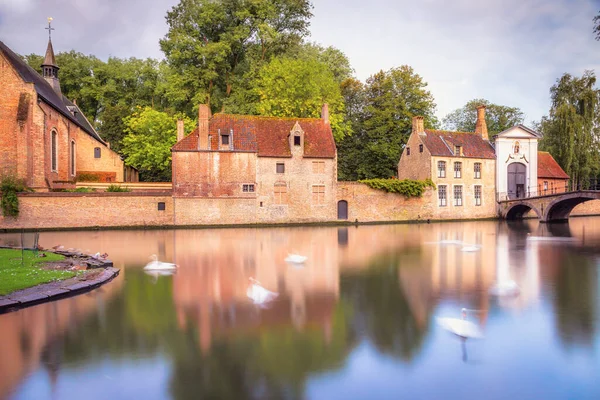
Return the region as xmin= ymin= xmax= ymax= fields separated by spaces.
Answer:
xmin=70 ymin=140 xmax=76 ymax=176
xmin=51 ymin=130 xmax=58 ymax=172
xmin=94 ymin=147 xmax=101 ymax=158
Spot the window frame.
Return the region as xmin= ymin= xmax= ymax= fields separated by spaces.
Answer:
xmin=454 ymin=185 xmax=463 ymax=206
xmin=294 ymin=135 xmax=301 ymax=146
xmin=94 ymin=147 xmax=101 ymax=159
xmin=276 ymin=162 xmax=285 ymax=174
xmin=51 ymin=130 xmax=58 ymax=172
xmin=419 ymin=144 xmax=423 ymax=153
xmin=312 ymin=184 xmax=326 ymax=205
xmin=242 ymin=184 xmax=255 ymax=193
xmin=474 ymin=185 xmax=482 ymax=206
xmin=70 ymin=140 xmax=76 ymax=176
xmin=312 ymin=161 xmax=325 ymax=174
xmin=438 ymin=161 xmax=446 ymax=178
xmin=474 ymin=162 xmax=481 ymax=179
xmin=274 ymin=182 xmax=288 ymax=204
xmin=406 ymin=147 xmax=411 ymax=156
xmin=454 ymin=162 xmax=462 ymax=178
xmin=221 ymin=134 xmax=230 ymax=146
xmin=454 ymin=145 xmax=461 ymax=156
xmin=438 ymin=185 xmax=447 ymax=207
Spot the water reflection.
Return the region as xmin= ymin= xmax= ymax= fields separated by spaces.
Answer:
xmin=0 ymin=219 xmax=599 ymax=399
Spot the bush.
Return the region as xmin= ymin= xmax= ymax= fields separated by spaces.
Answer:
xmin=65 ymin=187 xmax=96 ymax=193
xmin=76 ymin=173 xmax=101 ymax=182
xmin=106 ymin=184 xmax=130 ymax=192
xmin=0 ymin=175 xmax=31 ymax=217
xmin=359 ymin=178 xmax=436 ymax=198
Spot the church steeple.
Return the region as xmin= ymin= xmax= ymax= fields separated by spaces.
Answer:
xmin=41 ymin=17 xmax=61 ymax=96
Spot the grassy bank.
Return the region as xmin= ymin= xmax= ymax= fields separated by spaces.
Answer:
xmin=0 ymin=249 xmax=75 ymax=295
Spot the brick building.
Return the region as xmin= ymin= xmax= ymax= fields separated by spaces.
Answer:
xmin=397 ymin=106 xmax=497 ymax=219
xmin=0 ymin=36 xmax=137 ymax=191
xmin=537 ymin=151 xmax=569 ymax=195
xmin=172 ymin=104 xmax=337 ymax=223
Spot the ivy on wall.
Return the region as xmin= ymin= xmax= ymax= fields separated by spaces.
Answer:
xmin=0 ymin=176 xmax=30 ymax=217
xmin=359 ymin=178 xmax=436 ymax=198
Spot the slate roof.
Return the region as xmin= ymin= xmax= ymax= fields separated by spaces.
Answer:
xmin=172 ymin=113 xmax=336 ymax=158
xmin=0 ymin=40 xmax=105 ymax=144
xmin=538 ymin=151 xmax=569 ymax=179
xmin=420 ymin=129 xmax=496 ymax=159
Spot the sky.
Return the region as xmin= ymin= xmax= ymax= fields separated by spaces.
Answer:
xmin=0 ymin=0 xmax=599 ymax=125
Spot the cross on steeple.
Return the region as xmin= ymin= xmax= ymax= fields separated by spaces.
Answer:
xmin=45 ymin=17 xmax=54 ymax=41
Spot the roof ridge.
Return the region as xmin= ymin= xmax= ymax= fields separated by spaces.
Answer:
xmin=425 ymin=128 xmax=477 ymax=135
xmin=213 ymin=113 xmax=324 ymax=122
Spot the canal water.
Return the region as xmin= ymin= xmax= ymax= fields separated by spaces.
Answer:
xmin=1 ymin=218 xmax=600 ymax=400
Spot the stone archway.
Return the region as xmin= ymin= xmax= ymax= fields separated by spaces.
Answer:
xmin=504 ymin=202 xmax=542 ymax=220
xmin=507 ymin=162 xmax=527 ymax=199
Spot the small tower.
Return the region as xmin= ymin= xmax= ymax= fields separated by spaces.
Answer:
xmin=41 ymin=17 xmax=61 ymax=96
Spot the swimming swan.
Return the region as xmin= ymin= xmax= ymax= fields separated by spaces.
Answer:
xmin=247 ymin=278 xmax=278 ymax=306
xmin=285 ymin=253 xmax=307 ymax=264
xmin=144 ymin=254 xmax=178 ymax=271
xmin=437 ymin=308 xmax=484 ymax=339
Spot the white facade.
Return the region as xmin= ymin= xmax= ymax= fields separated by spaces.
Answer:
xmin=495 ymin=125 xmax=542 ymax=200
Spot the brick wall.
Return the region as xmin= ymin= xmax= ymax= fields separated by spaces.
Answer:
xmin=76 ymin=132 xmax=125 ymax=181
xmin=0 ymin=193 xmax=173 ymax=229
xmin=398 ymin=132 xmax=431 ymax=180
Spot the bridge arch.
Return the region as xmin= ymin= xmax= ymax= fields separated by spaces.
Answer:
xmin=543 ymin=193 xmax=600 ymax=222
xmin=504 ymin=201 xmax=542 ymax=220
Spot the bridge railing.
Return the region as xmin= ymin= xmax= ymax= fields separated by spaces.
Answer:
xmin=499 ymin=179 xmax=600 ymax=201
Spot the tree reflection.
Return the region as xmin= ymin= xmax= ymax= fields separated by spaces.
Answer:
xmin=340 ymin=248 xmax=429 ymax=361
xmin=553 ymin=253 xmax=598 ymax=348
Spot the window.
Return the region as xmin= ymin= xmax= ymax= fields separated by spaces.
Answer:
xmin=51 ymin=130 xmax=58 ymax=172
xmin=454 ymin=162 xmax=462 ymax=178
xmin=221 ymin=134 xmax=230 ymax=145
xmin=454 ymin=185 xmax=463 ymax=206
xmin=274 ymin=183 xmax=287 ymax=204
xmin=438 ymin=161 xmax=446 ymax=178
xmin=312 ymin=161 xmax=325 ymax=174
xmin=454 ymin=145 xmax=461 ymax=156
xmin=157 ymin=202 xmax=166 ymax=211
xmin=312 ymin=185 xmax=325 ymax=205
xmin=242 ymin=184 xmax=255 ymax=193
xmin=70 ymin=140 xmax=76 ymax=176
xmin=94 ymin=147 xmax=101 ymax=158
xmin=474 ymin=162 xmax=481 ymax=179
xmin=276 ymin=163 xmax=285 ymax=173
xmin=438 ymin=185 xmax=447 ymax=207
xmin=543 ymin=181 xmax=548 ymax=191
xmin=407 ymin=147 xmax=411 ymax=156
xmin=474 ymin=185 xmax=482 ymax=206
xmin=294 ymin=135 xmax=301 ymax=146
xmin=419 ymin=144 xmax=423 ymax=153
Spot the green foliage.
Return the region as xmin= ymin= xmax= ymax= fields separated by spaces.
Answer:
xmin=106 ymin=184 xmax=130 ymax=192
xmin=0 ymin=175 xmax=30 ymax=217
xmin=0 ymin=249 xmax=71 ymax=295
xmin=338 ymin=67 xmax=438 ymax=180
xmin=76 ymin=172 xmax=101 ymax=182
xmin=245 ymin=56 xmax=349 ymax=141
xmin=538 ymin=70 xmax=599 ymax=185
xmin=442 ymin=98 xmax=525 ymax=134
xmin=121 ymin=107 xmax=195 ymax=181
xmin=65 ymin=187 xmax=96 ymax=193
xmin=359 ymin=178 xmax=435 ymax=198
xmin=160 ymin=0 xmax=313 ymax=111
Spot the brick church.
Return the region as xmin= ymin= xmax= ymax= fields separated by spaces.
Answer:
xmin=0 ymin=26 xmax=137 ymax=191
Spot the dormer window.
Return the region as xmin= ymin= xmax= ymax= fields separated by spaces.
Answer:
xmin=221 ymin=134 xmax=230 ymax=146
xmin=454 ymin=145 xmax=461 ymax=156
xmin=294 ymin=135 xmax=301 ymax=146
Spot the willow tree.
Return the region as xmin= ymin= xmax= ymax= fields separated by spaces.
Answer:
xmin=539 ymin=71 xmax=599 ymax=187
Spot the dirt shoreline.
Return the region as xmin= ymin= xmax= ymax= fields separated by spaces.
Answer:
xmin=0 ymin=250 xmax=119 ymax=314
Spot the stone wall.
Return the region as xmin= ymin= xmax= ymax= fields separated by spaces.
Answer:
xmin=76 ymin=131 xmax=125 ymax=182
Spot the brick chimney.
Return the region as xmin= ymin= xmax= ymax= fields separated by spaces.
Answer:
xmin=412 ymin=116 xmax=425 ymax=135
xmin=198 ymin=104 xmax=211 ymax=150
xmin=475 ymin=105 xmax=488 ymax=140
xmin=176 ymin=119 xmax=185 ymax=142
xmin=321 ymin=103 xmax=329 ymax=124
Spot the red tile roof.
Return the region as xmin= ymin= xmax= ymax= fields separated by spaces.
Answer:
xmin=421 ymin=129 xmax=495 ymax=159
xmin=172 ymin=114 xmax=336 ymax=158
xmin=538 ymin=151 xmax=569 ymax=179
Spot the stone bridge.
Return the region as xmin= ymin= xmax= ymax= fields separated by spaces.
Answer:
xmin=498 ymin=190 xmax=600 ymax=222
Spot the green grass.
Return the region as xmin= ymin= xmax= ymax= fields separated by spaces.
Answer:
xmin=0 ymin=249 xmax=76 ymax=295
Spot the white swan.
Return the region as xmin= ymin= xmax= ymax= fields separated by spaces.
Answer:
xmin=144 ymin=269 xmax=176 ymax=283
xmin=437 ymin=308 xmax=484 ymax=339
xmin=247 ymin=278 xmax=278 ymax=306
xmin=489 ymin=280 xmax=520 ymax=296
xmin=285 ymin=253 xmax=307 ymax=264
xmin=143 ymin=254 xmax=177 ymax=271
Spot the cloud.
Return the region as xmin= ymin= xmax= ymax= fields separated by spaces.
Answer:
xmin=1 ymin=0 xmax=598 ymax=124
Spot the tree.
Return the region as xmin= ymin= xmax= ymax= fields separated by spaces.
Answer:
xmin=246 ymin=56 xmax=349 ymax=141
xmin=337 ymin=66 xmax=438 ymax=180
xmin=539 ymin=71 xmax=599 ymax=186
xmin=594 ymin=11 xmax=600 ymax=40
xmin=121 ymin=107 xmax=195 ymax=181
xmin=159 ymin=0 xmax=313 ymax=112
xmin=442 ymin=98 xmax=525 ymax=134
